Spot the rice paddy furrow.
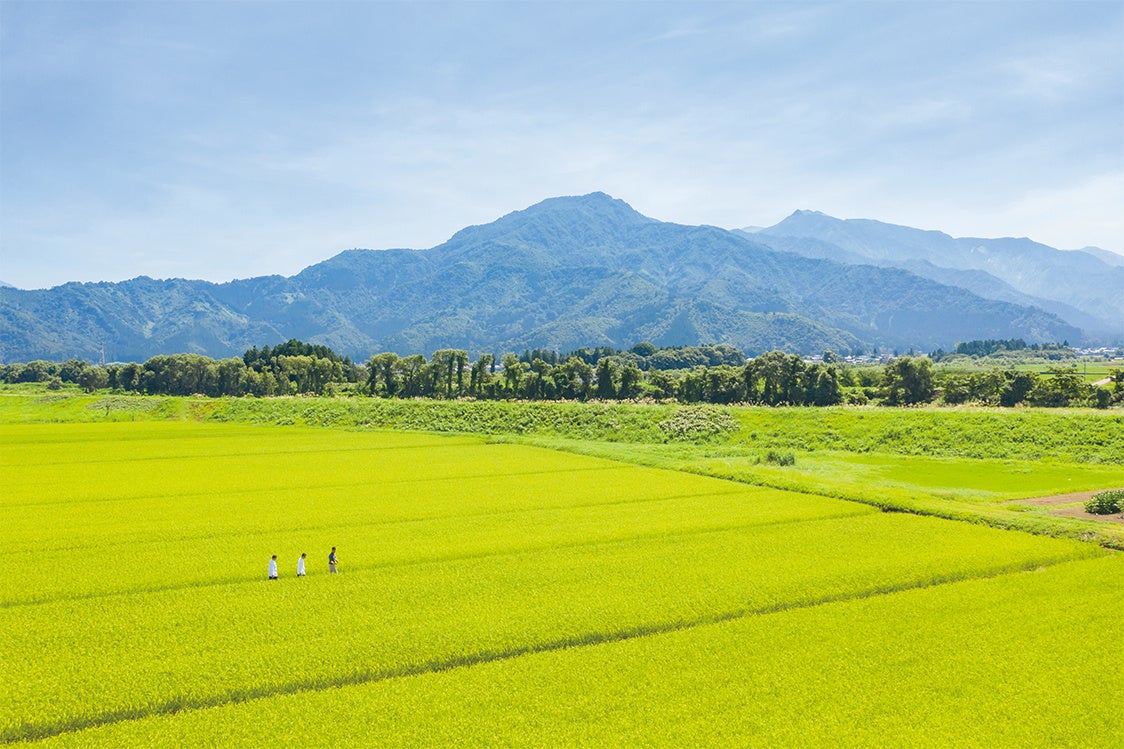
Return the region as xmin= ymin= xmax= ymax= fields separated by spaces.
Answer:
xmin=1 ymin=485 xmax=759 ymax=557
xmin=1 ymin=464 xmax=629 ymax=510
xmin=4 ymin=418 xmax=1116 ymax=747
xmin=0 ymin=505 xmax=874 ymax=609
xmin=3 ymin=552 xmax=1089 ymax=746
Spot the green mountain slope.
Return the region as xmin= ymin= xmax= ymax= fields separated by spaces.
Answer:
xmin=0 ymin=193 xmax=1082 ymax=362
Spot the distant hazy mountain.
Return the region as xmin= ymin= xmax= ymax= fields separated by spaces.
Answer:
xmin=752 ymin=211 xmax=1124 ymax=339
xmin=0 ymin=193 xmax=1082 ymax=362
xmin=1078 ymin=246 xmax=1124 ymax=268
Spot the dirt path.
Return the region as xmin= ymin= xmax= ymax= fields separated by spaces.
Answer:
xmin=1009 ymin=488 xmax=1124 ymax=525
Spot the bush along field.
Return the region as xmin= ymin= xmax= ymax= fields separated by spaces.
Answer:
xmin=1085 ymin=489 xmax=1123 ymax=514
xmin=2 ymin=419 xmax=1121 ymax=747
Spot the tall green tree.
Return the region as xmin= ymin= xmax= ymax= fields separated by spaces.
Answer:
xmin=647 ymin=369 xmax=679 ymax=400
xmin=704 ymin=365 xmax=746 ymax=404
xmin=76 ymin=366 xmax=108 ymax=393
xmin=500 ymin=353 xmax=526 ymax=398
xmin=215 ymin=358 xmax=246 ymax=396
xmin=882 ymin=356 xmax=935 ymax=406
xmin=595 ymin=358 xmax=617 ymax=400
xmin=526 ymin=358 xmax=556 ymax=400
xmin=805 ymin=364 xmax=842 ymax=406
xmin=396 ymin=355 xmax=428 ymax=397
xmin=617 ymin=362 xmax=644 ymax=400
xmin=1027 ymin=369 xmax=1087 ymax=407
xmin=556 ymin=356 xmax=593 ymax=400
xmin=998 ymin=371 xmax=1036 ymax=407
xmin=367 ymin=353 xmax=400 ymax=396
xmin=752 ymin=351 xmax=806 ymax=405
xmin=469 ymin=354 xmax=495 ymax=397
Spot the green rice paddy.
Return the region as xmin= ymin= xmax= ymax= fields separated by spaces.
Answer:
xmin=1 ymin=395 xmax=1122 ymax=746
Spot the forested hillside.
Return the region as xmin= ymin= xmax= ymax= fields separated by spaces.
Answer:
xmin=0 ymin=194 xmax=1081 ymax=362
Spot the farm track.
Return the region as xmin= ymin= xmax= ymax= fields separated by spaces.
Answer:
xmin=1014 ymin=489 xmax=1118 ymax=505
xmin=1009 ymin=487 xmax=1124 ymax=525
xmin=9 ymin=555 xmax=1074 ymax=745
xmin=1 ymin=488 xmax=808 ymax=608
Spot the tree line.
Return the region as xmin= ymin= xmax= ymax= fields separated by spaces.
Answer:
xmin=364 ymin=349 xmax=848 ymax=405
xmin=0 ymin=341 xmax=363 ymax=397
xmin=931 ymin=339 xmax=1075 ymax=361
xmin=2 ymin=340 xmax=1120 ymax=408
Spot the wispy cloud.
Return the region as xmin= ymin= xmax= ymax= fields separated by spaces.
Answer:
xmin=1 ymin=0 xmax=1120 ymax=289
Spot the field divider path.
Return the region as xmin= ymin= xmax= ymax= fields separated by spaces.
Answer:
xmin=5 ymin=554 xmax=1084 ymax=745
xmin=2 ymin=484 xmax=756 ymax=555
xmin=1 ymin=463 xmax=625 ymax=509
xmin=0 ymin=504 xmax=867 ymax=609
xmin=0 ymin=440 xmax=481 ymax=468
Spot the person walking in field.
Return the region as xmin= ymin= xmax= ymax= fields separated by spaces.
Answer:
xmin=268 ymin=555 xmax=279 ymax=580
xmin=297 ymin=553 xmax=306 ymax=577
xmin=329 ymin=546 xmax=338 ymax=574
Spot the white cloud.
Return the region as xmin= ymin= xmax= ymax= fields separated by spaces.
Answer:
xmin=984 ymin=172 xmax=1124 ymax=251
xmin=2 ymin=1 xmax=1121 ymax=288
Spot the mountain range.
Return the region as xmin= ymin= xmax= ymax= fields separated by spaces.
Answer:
xmin=744 ymin=211 xmax=1123 ymax=339
xmin=2 ymin=192 xmax=1118 ymax=363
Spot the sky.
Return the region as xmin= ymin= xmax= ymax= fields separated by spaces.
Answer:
xmin=1 ymin=0 xmax=1122 ymax=290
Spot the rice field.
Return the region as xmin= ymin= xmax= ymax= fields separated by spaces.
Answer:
xmin=2 ymin=421 xmax=1120 ymax=746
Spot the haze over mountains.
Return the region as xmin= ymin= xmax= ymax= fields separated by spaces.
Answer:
xmin=745 ymin=211 xmax=1124 ymax=339
xmin=1 ymin=192 xmax=1117 ymax=363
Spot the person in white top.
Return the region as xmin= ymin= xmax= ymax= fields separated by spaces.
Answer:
xmin=297 ymin=553 xmax=306 ymax=577
xmin=268 ymin=555 xmax=279 ymax=580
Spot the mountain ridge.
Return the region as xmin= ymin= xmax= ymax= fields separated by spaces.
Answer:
xmin=0 ymin=193 xmax=1091 ymax=362
xmin=755 ymin=210 xmax=1123 ymax=338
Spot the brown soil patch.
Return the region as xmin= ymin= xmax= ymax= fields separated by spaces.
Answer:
xmin=1050 ymin=507 xmax=1124 ymax=525
xmin=1007 ymin=488 xmax=1124 ymax=525
xmin=1016 ymin=489 xmax=1110 ymax=506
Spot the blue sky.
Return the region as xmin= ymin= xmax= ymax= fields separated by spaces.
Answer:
xmin=2 ymin=0 xmax=1121 ymax=289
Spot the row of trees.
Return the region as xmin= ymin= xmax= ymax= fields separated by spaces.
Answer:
xmin=364 ymin=350 xmax=848 ymax=405
xmin=0 ymin=342 xmax=362 ymax=397
xmin=937 ymin=367 xmax=1120 ymax=408
xmin=930 ymin=339 xmax=1076 ymax=362
xmin=2 ymin=341 xmax=1120 ymax=408
xmin=516 ymin=343 xmax=747 ymax=371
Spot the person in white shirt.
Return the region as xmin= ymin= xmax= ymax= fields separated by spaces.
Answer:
xmin=268 ymin=554 xmax=279 ymax=580
xmin=297 ymin=553 xmax=306 ymax=577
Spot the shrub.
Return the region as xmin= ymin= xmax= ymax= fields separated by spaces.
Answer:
xmin=763 ymin=449 xmax=796 ymax=466
xmin=1092 ymin=388 xmax=1111 ymax=409
xmin=1085 ymin=490 xmax=1123 ymax=515
xmin=657 ymin=406 xmax=738 ymax=442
